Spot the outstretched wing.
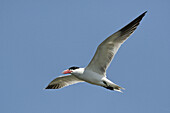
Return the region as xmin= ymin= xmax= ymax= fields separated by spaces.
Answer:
xmin=86 ymin=11 xmax=147 ymax=76
xmin=45 ymin=75 xmax=84 ymax=89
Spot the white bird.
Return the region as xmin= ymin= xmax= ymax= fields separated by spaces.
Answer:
xmin=45 ymin=11 xmax=147 ymax=92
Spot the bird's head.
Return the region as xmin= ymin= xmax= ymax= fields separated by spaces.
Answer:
xmin=62 ymin=66 xmax=84 ymax=75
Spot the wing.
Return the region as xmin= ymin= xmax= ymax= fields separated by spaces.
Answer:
xmin=45 ymin=75 xmax=84 ymax=89
xmin=86 ymin=11 xmax=147 ymax=76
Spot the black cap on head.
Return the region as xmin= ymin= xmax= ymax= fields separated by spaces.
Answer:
xmin=69 ymin=66 xmax=80 ymax=70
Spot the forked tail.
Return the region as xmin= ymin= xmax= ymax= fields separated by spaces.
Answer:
xmin=104 ymin=84 xmax=125 ymax=93
xmin=103 ymin=79 xmax=125 ymax=93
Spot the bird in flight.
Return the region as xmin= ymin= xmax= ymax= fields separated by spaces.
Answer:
xmin=45 ymin=11 xmax=147 ymax=92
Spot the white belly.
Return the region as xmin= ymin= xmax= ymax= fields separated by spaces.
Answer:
xmin=76 ymin=70 xmax=105 ymax=86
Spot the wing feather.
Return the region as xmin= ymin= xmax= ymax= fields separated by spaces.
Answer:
xmin=86 ymin=11 xmax=147 ymax=75
xmin=45 ymin=75 xmax=84 ymax=89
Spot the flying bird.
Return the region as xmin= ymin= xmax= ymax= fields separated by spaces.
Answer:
xmin=45 ymin=11 xmax=147 ymax=92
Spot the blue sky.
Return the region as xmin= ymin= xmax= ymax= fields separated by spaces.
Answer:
xmin=1 ymin=0 xmax=170 ymax=113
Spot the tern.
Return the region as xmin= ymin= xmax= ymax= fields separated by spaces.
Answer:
xmin=45 ymin=11 xmax=147 ymax=92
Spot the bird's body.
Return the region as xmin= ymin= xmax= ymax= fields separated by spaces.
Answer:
xmin=45 ymin=11 xmax=147 ymax=92
xmin=72 ymin=68 xmax=123 ymax=92
xmin=76 ymin=68 xmax=105 ymax=86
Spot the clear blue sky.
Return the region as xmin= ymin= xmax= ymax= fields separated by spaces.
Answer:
xmin=1 ymin=0 xmax=170 ymax=113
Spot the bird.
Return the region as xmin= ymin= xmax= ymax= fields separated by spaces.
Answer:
xmin=45 ymin=11 xmax=147 ymax=92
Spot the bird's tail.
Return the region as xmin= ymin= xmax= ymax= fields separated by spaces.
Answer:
xmin=102 ymin=78 xmax=125 ymax=93
xmin=104 ymin=84 xmax=125 ymax=93
xmin=113 ymin=84 xmax=125 ymax=93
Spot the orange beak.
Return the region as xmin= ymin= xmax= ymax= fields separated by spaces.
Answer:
xmin=62 ymin=69 xmax=72 ymax=74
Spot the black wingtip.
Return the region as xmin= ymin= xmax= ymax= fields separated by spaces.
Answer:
xmin=138 ymin=11 xmax=147 ymax=20
xmin=119 ymin=11 xmax=147 ymax=34
xmin=45 ymin=85 xmax=53 ymax=89
xmin=142 ymin=11 xmax=147 ymax=16
xmin=137 ymin=11 xmax=147 ymax=20
xmin=144 ymin=11 xmax=147 ymax=14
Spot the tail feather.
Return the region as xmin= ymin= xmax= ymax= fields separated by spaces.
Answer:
xmin=114 ymin=89 xmax=123 ymax=93
xmin=104 ymin=83 xmax=125 ymax=93
xmin=102 ymin=78 xmax=125 ymax=93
